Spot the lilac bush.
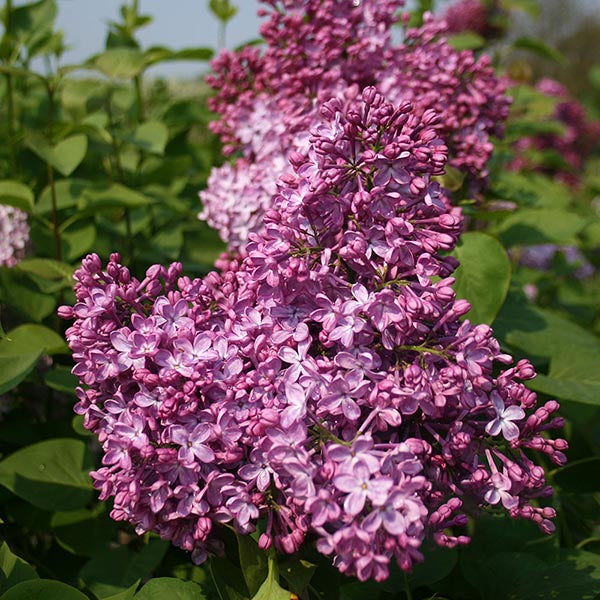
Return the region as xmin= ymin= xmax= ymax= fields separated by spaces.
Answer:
xmin=200 ymin=1 xmax=510 ymax=248
xmin=0 ymin=204 xmax=29 ymax=267
xmin=60 ymin=88 xmax=566 ymax=582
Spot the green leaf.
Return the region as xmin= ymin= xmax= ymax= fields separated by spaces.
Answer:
xmin=0 ymin=324 xmax=67 ymax=356
xmin=493 ymin=294 xmax=600 ymax=358
xmin=168 ymin=47 xmax=214 ymax=61
xmin=0 ymin=268 xmax=57 ymax=322
xmin=408 ymin=544 xmax=457 ymax=589
xmin=553 ymin=458 xmax=600 ymax=493
xmin=135 ymin=578 xmax=206 ymax=599
xmin=251 ymin=554 xmax=290 ymax=600
xmin=451 ymin=232 xmax=511 ymax=325
xmin=512 ymin=37 xmax=565 ymax=63
xmin=497 ymin=209 xmax=586 ymax=247
xmin=0 ymin=579 xmax=88 ymax=600
xmin=51 ymin=506 xmax=117 ymax=556
xmin=126 ymin=121 xmax=168 ymax=155
xmin=36 ymin=178 xmax=90 ymax=215
xmin=15 ymin=259 xmax=73 ymax=289
xmin=103 ymin=581 xmax=139 ymax=600
xmin=0 ymin=438 xmax=93 ymax=511
xmin=209 ymin=0 xmax=238 ymax=22
xmin=279 ymin=559 xmax=316 ymax=596
xmin=79 ymin=539 xmax=169 ymax=599
xmin=84 ymin=183 xmax=151 ymax=211
xmin=500 ymin=0 xmax=540 ymax=17
xmin=45 ymin=367 xmax=78 ymax=396
xmin=0 ymin=542 xmax=39 ymax=594
xmin=210 ymin=557 xmax=249 ymax=600
xmin=508 ymin=551 xmax=600 ymax=600
xmin=9 ymin=0 xmax=57 ymax=53
xmin=0 ymin=324 xmax=66 ymax=393
xmin=0 ymin=350 xmax=41 ymax=396
xmin=236 ymin=534 xmax=267 ymax=597
xmin=62 ymin=221 xmax=97 ymax=262
xmin=95 ymin=48 xmax=146 ymax=79
xmin=590 ymin=65 xmax=600 ymax=92
xmin=26 ymin=134 xmax=88 ymax=177
xmin=447 ymin=32 xmax=485 ymax=50
xmin=528 ymin=346 xmax=600 ymax=405
xmin=0 ymin=181 xmax=34 ymax=213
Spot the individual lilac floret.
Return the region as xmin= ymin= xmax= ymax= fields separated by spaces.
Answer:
xmin=0 ymin=204 xmax=29 ymax=267
xmin=62 ymin=89 xmax=565 ymax=582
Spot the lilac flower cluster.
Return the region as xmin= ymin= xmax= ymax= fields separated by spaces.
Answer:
xmin=511 ymin=78 xmax=600 ymax=186
xmin=377 ymin=14 xmax=510 ymax=184
xmin=62 ymin=89 xmax=565 ymax=582
xmin=443 ymin=0 xmax=488 ymax=34
xmin=200 ymin=1 xmax=510 ymax=248
xmin=0 ymin=204 xmax=29 ymax=267
xmin=519 ymin=244 xmax=594 ymax=280
xmin=442 ymin=0 xmax=505 ymax=38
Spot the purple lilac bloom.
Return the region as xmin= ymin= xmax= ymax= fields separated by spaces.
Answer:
xmin=0 ymin=204 xmax=29 ymax=267
xmin=61 ymin=88 xmax=565 ymax=582
xmin=201 ymin=1 xmax=510 ymax=249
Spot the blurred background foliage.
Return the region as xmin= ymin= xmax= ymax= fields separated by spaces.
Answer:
xmin=0 ymin=0 xmax=599 ymax=599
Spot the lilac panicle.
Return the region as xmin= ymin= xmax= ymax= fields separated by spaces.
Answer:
xmin=0 ymin=204 xmax=29 ymax=267
xmin=200 ymin=2 xmax=510 ymax=249
xmin=61 ymin=88 xmax=565 ymax=582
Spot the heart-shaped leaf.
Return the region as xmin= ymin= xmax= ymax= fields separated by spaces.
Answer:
xmin=95 ymin=48 xmax=145 ymax=79
xmin=27 ymin=134 xmax=88 ymax=177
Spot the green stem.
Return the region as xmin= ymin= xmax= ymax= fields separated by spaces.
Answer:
xmin=106 ymin=90 xmax=135 ymax=261
xmin=47 ymin=162 xmax=61 ymax=261
xmin=404 ymin=572 xmax=413 ymax=600
xmin=218 ymin=20 xmax=226 ymax=50
xmin=397 ymin=344 xmax=447 ymax=358
xmin=106 ymin=92 xmax=124 ymax=181
xmin=134 ymin=73 xmax=144 ymax=122
xmin=45 ymin=84 xmax=62 ymax=261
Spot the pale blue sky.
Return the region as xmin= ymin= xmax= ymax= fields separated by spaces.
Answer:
xmin=55 ymin=0 xmax=263 ymax=78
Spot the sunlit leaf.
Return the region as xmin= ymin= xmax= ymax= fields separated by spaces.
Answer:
xmin=95 ymin=48 xmax=146 ymax=79
xmin=0 ymin=438 xmax=93 ymax=511
xmin=0 ymin=181 xmax=34 ymax=213
xmin=26 ymin=134 xmax=88 ymax=177
xmin=451 ymin=232 xmax=511 ymax=325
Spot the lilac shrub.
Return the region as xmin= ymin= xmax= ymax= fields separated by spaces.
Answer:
xmin=0 ymin=204 xmax=29 ymax=267
xmin=200 ymin=1 xmax=510 ymax=248
xmin=60 ymin=89 xmax=566 ymax=582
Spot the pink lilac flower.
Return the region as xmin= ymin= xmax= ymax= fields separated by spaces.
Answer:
xmin=61 ymin=89 xmax=565 ymax=583
xmin=0 ymin=204 xmax=29 ymax=267
xmin=200 ymin=1 xmax=510 ymax=249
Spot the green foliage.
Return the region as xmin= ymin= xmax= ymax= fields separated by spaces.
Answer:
xmin=0 ymin=181 xmax=34 ymax=212
xmin=0 ymin=542 xmax=39 ymax=593
xmin=209 ymin=0 xmax=238 ymax=23
xmin=135 ymin=578 xmax=206 ymax=599
xmin=0 ymin=438 xmax=93 ymax=510
xmin=0 ymin=0 xmax=599 ymax=598
xmin=451 ymin=232 xmax=511 ymax=324
xmin=0 ymin=579 xmax=88 ymax=600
